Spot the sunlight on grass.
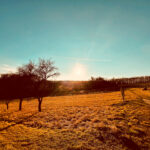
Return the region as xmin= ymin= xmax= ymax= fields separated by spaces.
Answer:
xmin=0 ymin=88 xmax=150 ymax=149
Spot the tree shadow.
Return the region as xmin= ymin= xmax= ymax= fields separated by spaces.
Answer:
xmin=96 ymin=126 xmax=142 ymax=150
xmin=128 ymin=90 xmax=143 ymax=99
xmin=119 ymin=136 xmax=141 ymax=150
xmin=0 ymin=112 xmax=38 ymax=132
xmin=111 ymin=101 xmax=130 ymax=107
xmin=111 ymin=98 xmax=145 ymax=107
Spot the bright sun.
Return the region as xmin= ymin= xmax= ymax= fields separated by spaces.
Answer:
xmin=73 ymin=64 xmax=84 ymax=76
xmin=58 ymin=63 xmax=88 ymax=80
xmin=71 ymin=63 xmax=87 ymax=80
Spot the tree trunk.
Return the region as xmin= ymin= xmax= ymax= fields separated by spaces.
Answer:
xmin=121 ymin=87 xmax=125 ymax=102
xmin=19 ymin=98 xmax=23 ymax=111
xmin=6 ymin=102 xmax=9 ymax=110
xmin=38 ymin=97 xmax=43 ymax=112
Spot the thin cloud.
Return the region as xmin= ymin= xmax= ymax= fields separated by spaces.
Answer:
xmin=0 ymin=64 xmax=17 ymax=74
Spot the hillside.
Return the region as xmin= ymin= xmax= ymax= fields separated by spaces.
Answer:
xmin=0 ymin=88 xmax=150 ymax=150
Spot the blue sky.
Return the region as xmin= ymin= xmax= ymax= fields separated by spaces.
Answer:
xmin=0 ymin=0 xmax=150 ymax=80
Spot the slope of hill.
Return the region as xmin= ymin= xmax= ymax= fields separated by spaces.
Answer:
xmin=0 ymin=88 xmax=150 ymax=150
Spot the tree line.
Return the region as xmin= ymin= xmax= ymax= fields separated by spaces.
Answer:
xmin=84 ymin=76 xmax=150 ymax=92
xmin=0 ymin=58 xmax=59 ymax=112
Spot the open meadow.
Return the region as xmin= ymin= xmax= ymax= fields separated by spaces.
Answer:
xmin=0 ymin=88 xmax=150 ymax=150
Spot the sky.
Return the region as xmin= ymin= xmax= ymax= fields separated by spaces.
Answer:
xmin=0 ymin=0 xmax=150 ymax=80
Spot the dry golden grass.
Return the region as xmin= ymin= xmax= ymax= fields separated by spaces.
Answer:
xmin=0 ymin=88 xmax=150 ymax=150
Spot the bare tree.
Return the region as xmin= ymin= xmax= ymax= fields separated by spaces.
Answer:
xmin=18 ymin=61 xmax=36 ymax=76
xmin=17 ymin=61 xmax=37 ymax=111
xmin=35 ymin=58 xmax=59 ymax=112
xmin=35 ymin=58 xmax=59 ymax=80
xmin=17 ymin=58 xmax=59 ymax=112
xmin=0 ymin=74 xmax=16 ymax=110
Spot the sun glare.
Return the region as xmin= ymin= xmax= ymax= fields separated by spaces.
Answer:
xmin=58 ymin=63 xmax=89 ymax=81
xmin=73 ymin=63 xmax=84 ymax=76
xmin=70 ymin=63 xmax=87 ymax=80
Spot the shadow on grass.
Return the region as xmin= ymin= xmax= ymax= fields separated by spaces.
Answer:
xmin=0 ymin=110 xmax=19 ymax=120
xmin=96 ymin=126 xmax=141 ymax=150
xmin=119 ymin=136 xmax=141 ymax=150
xmin=128 ymin=90 xmax=143 ymax=99
xmin=111 ymin=101 xmax=130 ymax=107
xmin=0 ymin=112 xmax=38 ymax=132
xmin=111 ymin=98 xmax=146 ymax=107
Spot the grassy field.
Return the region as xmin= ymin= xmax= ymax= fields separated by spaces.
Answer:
xmin=0 ymin=88 xmax=150 ymax=150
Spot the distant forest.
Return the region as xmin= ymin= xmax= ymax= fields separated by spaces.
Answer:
xmin=59 ymin=76 xmax=150 ymax=95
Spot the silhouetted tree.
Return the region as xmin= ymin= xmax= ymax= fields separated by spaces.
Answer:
xmin=0 ymin=74 xmax=17 ymax=110
xmin=35 ymin=58 xmax=59 ymax=80
xmin=18 ymin=61 xmax=35 ymax=76
xmin=35 ymin=59 xmax=59 ymax=112
xmin=18 ymin=58 xmax=59 ymax=112
xmin=16 ymin=74 xmax=35 ymax=111
xmin=18 ymin=63 xmax=37 ymax=111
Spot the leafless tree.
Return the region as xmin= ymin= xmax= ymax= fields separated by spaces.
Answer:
xmin=35 ymin=58 xmax=59 ymax=80
xmin=35 ymin=58 xmax=59 ymax=112
xmin=18 ymin=61 xmax=36 ymax=76
xmin=17 ymin=58 xmax=59 ymax=112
